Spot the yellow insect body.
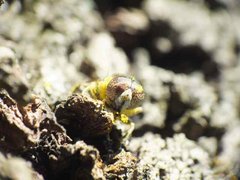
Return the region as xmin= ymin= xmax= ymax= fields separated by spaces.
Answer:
xmin=87 ymin=76 xmax=113 ymax=100
xmin=75 ymin=75 xmax=144 ymax=124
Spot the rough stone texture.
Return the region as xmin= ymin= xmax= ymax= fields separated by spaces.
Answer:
xmin=85 ymin=33 xmax=130 ymax=79
xmin=0 ymin=0 xmax=100 ymax=105
xmin=217 ymin=124 xmax=240 ymax=176
xmin=55 ymin=93 xmax=136 ymax=156
xmin=0 ymin=89 xmax=71 ymax=153
xmin=47 ymin=141 xmax=106 ymax=180
xmin=0 ymin=153 xmax=43 ymax=180
xmin=0 ymin=0 xmax=240 ymax=179
xmin=104 ymin=150 xmax=137 ymax=180
xmin=143 ymin=0 xmax=238 ymax=71
xmin=105 ymin=8 xmax=149 ymax=56
xmin=0 ymin=47 xmax=29 ymax=102
xmin=55 ymin=93 xmax=114 ymax=138
xmin=0 ymin=89 xmax=38 ymax=153
xmin=128 ymin=133 xmax=228 ymax=180
xmin=133 ymin=52 xmax=218 ymax=139
xmin=0 ymin=89 xmax=137 ymax=179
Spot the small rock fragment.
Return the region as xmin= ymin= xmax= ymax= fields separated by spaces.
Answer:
xmin=104 ymin=150 xmax=137 ymax=179
xmin=48 ymin=141 xmax=105 ymax=180
xmin=0 ymin=47 xmax=29 ymax=102
xmin=217 ymin=125 xmax=240 ymax=176
xmin=55 ymin=93 xmax=114 ymax=138
xmin=0 ymin=89 xmax=70 ymax=153
xmin=0 ymin=89 xmax=37 ymax=153
xmin=0 ymin=153 xmax=43 ymax=180
xmin=86 ymin=33 xmax=130 ymax=78
xmin=105 ymin=8 xmax=149 ymax=55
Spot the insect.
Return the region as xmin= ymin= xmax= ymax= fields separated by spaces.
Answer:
xmin=73 ymin=75 xmax=144 ymax=124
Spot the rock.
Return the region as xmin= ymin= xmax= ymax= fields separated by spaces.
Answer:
xmin=133 ymin=52 xmax=218 ymax=140
xmin=128 ymin=133 xmax=226 ymax=179
xmin=55 ymin=93 xmax=114 ymax=138
xmin=0 ymin=47 xmax=29 ymax=102
xmin=0 ymin=153 xmax=43 ymax=180
xmin=0 ymin=89 xmax=70 ymax=154
xmin=104 ymin=150 xmax=137 ymax=179
xmin=86 ymin=33 xmax=130 ymax=78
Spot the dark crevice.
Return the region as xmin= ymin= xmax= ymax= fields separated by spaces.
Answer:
xmin=132 ymin=125 xmax=163 ymax=138
xmin=204 ymin=0 xmax=228 ymax=10
xmin=93 ymin=0 xmax=144 ymax=15
xmin=106 ymin=15 xmax=220 ymax=80
xmin=41 ymin=22 xmax=54 ymax=32
xmin=149 ymin=45 xmax=220 ymax=80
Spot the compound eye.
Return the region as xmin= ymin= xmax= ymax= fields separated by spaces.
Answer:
xmin=107 ymin=77 xmax=129 ymax=98
xmin=115 ymin=84 xmax=127 ymax=95
xmin=106 ymin=75 xmax=145 ymax=111
xmin=129 ymin=82 xmax=145 ymax=108
xmin=106 ymin=76 xmax=131 ymax=109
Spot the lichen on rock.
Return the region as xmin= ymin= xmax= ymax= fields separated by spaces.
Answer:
xmin=104 ymin=150 xmax=137 ymax=179
xmin=0 ymin=47 xmax=29 ymax=102
xmin=128 ymin=133 xmax=228 ymax=179
xmin=0 ymin=153 xmax=43 ymax=180
xmin=0 ymin=0 xmax=240 ymax=179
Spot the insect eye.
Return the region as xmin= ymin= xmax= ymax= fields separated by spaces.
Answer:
xmin=105 ymin=75 xmax=144 ymax=111
xmin=115 ymin=84 xmax=127 ymax=94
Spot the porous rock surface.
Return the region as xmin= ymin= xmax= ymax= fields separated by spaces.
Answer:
xmin=0 ymin=0 xmax=240 ymax=179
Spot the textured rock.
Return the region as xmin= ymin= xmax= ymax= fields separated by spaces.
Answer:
xmin=0 ymin=0 xmax=240 ymax=179
xmin=0 ymin=90 xmax=71 ymax=154
xmin=104 ymin=150 xmax=137 ymax=179
xmin=48 ymin=141 xmax=105 ymax=180
xmin=143 ymin=0 xmax=238 ymax=70
xmin=105 ymin=8 xmax=149 ymax=56
xmin=0 ymin=47 xmax=29 ymax=102
xmin=217 ymin=124 xmax=240 ymax=176
xmin=0 ymin=153 xmax=43 ymax=180
xmin=86 ymin=33 xmax=130 ymax=78
xmin=0 ymin=89 xmax=38 ymax=153
xmin=128 ymin=133 xmax=226 ymax=179
xmin=133 ymin=52 xmax=217 ymax=139
xmin=55 ymin=93 xmax=114 ymax=138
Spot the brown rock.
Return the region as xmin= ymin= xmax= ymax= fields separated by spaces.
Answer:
xmin=104 ymin=150 xmax=137 ymax=180
xmin=55 ymin=93 xmax=114 ymax=138
xmin=0 ymin=89 xmax=70 ymax=154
